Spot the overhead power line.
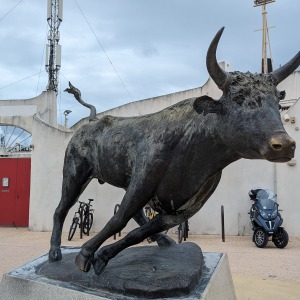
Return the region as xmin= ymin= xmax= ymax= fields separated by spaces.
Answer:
xmin=0 ymin=0 xmax=24 ymax=23
xmin=0 ymin=71 xmax=43 ymax=90
xmin=73 ymin=0 xmax=133 ymax=102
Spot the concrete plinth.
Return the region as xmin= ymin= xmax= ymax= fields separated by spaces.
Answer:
xmin=0 ymin=244 xmax=236 ymax=300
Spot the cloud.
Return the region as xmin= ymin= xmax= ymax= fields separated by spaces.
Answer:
xmin=0 ymin=0 xmax=299 ymax=126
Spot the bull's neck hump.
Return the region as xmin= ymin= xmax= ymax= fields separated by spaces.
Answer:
xmin=175 ymin=116 xmax=239 ymax=173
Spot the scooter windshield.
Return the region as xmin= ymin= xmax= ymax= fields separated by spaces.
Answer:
xmin=256 ymin=189 xmax=277 ymax=210
xmin=256 ymin=189 xmax=277 ymax=202
xmin=258 ymin=198 xmax=276 ymax=210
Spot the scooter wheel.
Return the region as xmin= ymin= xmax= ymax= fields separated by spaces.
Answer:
xmin=254 ymin=228 xmax=268 ymax=248
xmin=273 ymin=228 xmax=289 ymax=249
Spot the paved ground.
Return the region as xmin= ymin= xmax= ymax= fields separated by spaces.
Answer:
xmin=0 ymin=227 xmax=299 ymax=299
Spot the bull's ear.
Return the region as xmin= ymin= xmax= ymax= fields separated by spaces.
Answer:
xmin=193 ymin=96 xmax=224 ymax=116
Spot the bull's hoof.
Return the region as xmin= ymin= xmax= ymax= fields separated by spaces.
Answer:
xmin=49 ymin=248 xmax=62 ymax=262
xmin=75 ymin=252 xmax=92 ymax=272
xmin=92 ymin=254 xmax=108 ymax=275
xmin=156 ymin=234 xmax=176 ymax=248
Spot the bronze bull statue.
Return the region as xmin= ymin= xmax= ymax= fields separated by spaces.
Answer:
xmin=49 ymin=27 xmax=299 ymax=275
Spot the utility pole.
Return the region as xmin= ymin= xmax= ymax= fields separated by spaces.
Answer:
xmin=46 ymin=0 xmax=63 ymax=92
xmin=253 ymin=0 xmax=275 ymax=74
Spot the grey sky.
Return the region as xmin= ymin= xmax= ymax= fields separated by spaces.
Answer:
xmin=0 ymin=0 xmax=299 ymax=126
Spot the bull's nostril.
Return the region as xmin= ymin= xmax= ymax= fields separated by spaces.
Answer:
xmin=272 ymin=144 xmax=283 ymax=151
xmin=291 ymin=142 xmax=296 ymax=150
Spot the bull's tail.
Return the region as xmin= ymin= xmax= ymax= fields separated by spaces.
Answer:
xmin=64 ymin=81 xmax=97 ymax=122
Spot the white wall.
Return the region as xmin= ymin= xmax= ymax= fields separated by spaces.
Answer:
xmin=1 ymin=71 xmax=299 ymax=237
xmin=29 ymin=119 xmax=72 ymax=231
xmin=0 ymin=91 xmax=57 ymax=131
xmin=61 ymin=71 xmax=300 ymax=237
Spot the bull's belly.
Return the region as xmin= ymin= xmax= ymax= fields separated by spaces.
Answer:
xmin=148 ymin=193 xmax=201 ymax=215
xmin=150 ymin=171 xmax=222 ymax=215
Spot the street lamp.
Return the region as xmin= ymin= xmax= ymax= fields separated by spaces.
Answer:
xmin=253 ymin=0 xmax=275 ymax=6
xmin=253 ymin=0 xmax=276 ymax=74
xmin=63 ymin=110 xmax=72 ymax=128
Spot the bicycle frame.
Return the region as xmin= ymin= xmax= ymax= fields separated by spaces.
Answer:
xmin=68 ymin=199 xmax=94 ymax=241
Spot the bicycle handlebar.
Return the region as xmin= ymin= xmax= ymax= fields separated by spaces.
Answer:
xmin=78 ymin=199 xmax=94 ymax=207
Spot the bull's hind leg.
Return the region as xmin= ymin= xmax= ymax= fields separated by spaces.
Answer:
xmin=133 ymin=209 xmax=175 ymax=247
xmin=75 ymin=159 xmax=167 ymax=273
xmin=49 ymin=163 xmax=91 ymax=262
xmin=92 ymin=212 xmax=186 ymax=275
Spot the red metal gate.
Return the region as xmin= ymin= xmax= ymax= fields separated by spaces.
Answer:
xmin=0 ymin=158 xmax=31 ymax=226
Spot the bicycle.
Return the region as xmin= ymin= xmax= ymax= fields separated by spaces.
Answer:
xmin=143 ymin=204 xmax=170 ymax=242
xmin=178 ymin=219 xmax=189 ymax=243
xmin=68 ymin=199 xmax=94 ymax=241
xmin=144 ymin=204 xmax=158 ymax=221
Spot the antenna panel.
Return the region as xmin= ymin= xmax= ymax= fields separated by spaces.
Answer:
xmin=47 ymin=0 xmax=52 ymax=20
xmin=45 ymin=44 xmax=50 ymax=67
xmin=58 ymin=0 xmax=63 ymax=22
xmin=56 ymin=45 xmax=62 ymax=67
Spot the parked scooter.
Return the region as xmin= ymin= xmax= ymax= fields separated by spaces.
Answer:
xmin=248 ymin=188 xmax=289 ymax=248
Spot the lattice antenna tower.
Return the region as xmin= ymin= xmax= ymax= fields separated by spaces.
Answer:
xmin=254 ymin=0 xmax=275 ymax=74
xmin=46 ymin=0 xmax=63 ymax=92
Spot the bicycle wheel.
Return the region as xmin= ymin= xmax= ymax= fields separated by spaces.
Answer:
xmin=68 ymin=217 xmax=79 ymax=241
xmin=83 ymin=213 xmax=93 ymax=234
xmin=178 ymin=222 xmax=185 ymax=243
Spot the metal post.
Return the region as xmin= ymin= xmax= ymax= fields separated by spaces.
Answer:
xmin=86 ymin=206 xmax=90 ymax=237
xmin=80 ymin=206 xmax=83 ymax=239
xmin=254 ymin=0 xmax=276 ymax=74
xmin=262 ymin=4 xmax=268 ymax=74
xmin=113 ymin=204 xmax=121 ymax=240
xmin=63 ymin=110 xmax=72 ymax=127
xmin=221 ymin=205 xmax=225 ymax=242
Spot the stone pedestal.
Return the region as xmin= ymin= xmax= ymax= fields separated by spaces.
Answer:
xmin=0 ymin=243 xmax=236 ymax=300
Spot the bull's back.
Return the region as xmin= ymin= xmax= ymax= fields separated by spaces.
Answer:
xmin=74 ymin=116 xmax=141 ymax=188
xmin=69 ymin=99 xmax=197 ymax=187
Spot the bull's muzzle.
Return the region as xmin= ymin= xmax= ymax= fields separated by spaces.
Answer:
xmin=262 ymin=134 xmax=296 ymax=162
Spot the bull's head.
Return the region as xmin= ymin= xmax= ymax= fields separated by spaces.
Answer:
xmin=204 ymin=27 xmax=299 ymax=162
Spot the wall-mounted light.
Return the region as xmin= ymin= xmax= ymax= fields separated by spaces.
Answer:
xmin=283 ymin=114 xmax=290 ymax=122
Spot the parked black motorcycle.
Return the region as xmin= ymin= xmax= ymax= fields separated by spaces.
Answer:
xmin=248 ymin=188 xmax=289 ymax=248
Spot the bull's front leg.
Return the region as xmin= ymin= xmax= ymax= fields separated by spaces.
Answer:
xmin=92 ymin=212 xmax=187 ymax=275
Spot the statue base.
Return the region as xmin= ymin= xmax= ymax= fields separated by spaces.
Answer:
xmin=0 ymin=243 xmax=236 ymax=299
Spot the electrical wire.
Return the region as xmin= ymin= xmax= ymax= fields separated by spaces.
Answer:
xmin=73 ymin=0 xmax=133 ymax=102
xmin=0 ymin=71 xmax=43 ymax=90
xmin=0 ymin=0 xmax=24 ymax=23
xmin=60 ymin=72 xmax=70 ymax=85
xmin=36 ymin=27 xmax=49 ymax=96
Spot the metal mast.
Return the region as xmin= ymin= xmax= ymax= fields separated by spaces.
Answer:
xmin=254 ymin=0 xmax=275 ymax=74
xmin=46 ymin=0 xmax=63 ymax=92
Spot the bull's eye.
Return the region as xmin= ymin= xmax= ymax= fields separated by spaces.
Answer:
xmin=233 ymin=95 xmax=244 ymax=105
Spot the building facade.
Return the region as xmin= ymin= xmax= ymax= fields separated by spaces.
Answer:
xmin=0 ymin=69 xmax=299 ymax=236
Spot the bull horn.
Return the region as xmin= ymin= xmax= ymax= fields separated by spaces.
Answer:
xmin=206 ymin=27 xmax=229 ymax=90
xmin=270 ymin=51 xmax=300 ymax=84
